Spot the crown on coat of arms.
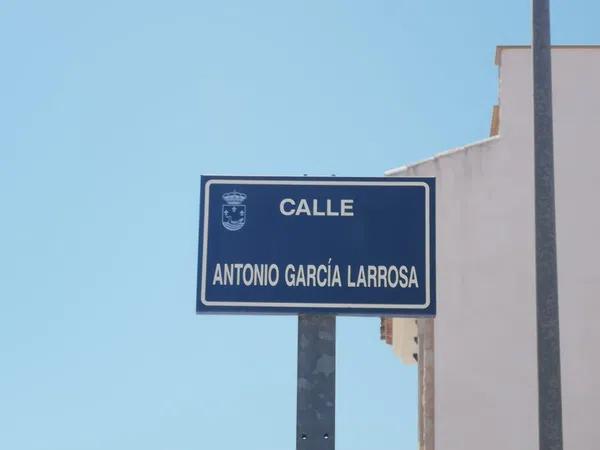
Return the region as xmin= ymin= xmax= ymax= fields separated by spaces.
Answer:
xmin=222 ymin=191 xmax=247 ymax=205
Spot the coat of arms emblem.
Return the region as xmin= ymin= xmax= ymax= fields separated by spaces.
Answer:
xmin=221 ymin=191 xmax=247 ymax=231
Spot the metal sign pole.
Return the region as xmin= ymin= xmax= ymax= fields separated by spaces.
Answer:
xmin=532 ymin=1 xmax=564 ymax=449
xmin=296 ymin=314 xmax=336 ymax=450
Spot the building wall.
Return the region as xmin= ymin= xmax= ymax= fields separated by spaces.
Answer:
xmin=387 ymin=47 xmax=600 ymax=450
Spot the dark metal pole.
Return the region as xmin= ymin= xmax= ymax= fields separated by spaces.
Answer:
xmin=532 ymin=1 xmax=563 ymax=449
xmin=296 ymin=314 xmax=336 ymax=450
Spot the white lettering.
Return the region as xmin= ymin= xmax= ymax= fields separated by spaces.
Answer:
xmin=295 ymin=199 xmax=311 ymax=215
xmin=347 ymin=265 xmax=356 ymax=287
xmin=409 ymin=266 xmax=419 ymax=288
xmin=268 ymin=265 xmax=279 ymax=286
xmin=387 ymin=266 xmax=398 ymax=288
xmin=306 ymin=265 xmax=317 ymax=286
xmin=312 ymin=199 xmax=325 ymax=216
xmin=399 ymin=265 xmax=409 ymax=288
xmin=279 ymin=198 xmax=355 ymax=217
xmin=242 ymin=264 xmax=253 ymax=286
xmin=331 ymin=265 xmax=341 ymax=287
xmin=280 ymin=198 xmax=295 ymax=216
xmin=317 ymin=265 xmax=328 ymax=287
xmin=212 ymin=264 xmax=223 ymax=285
xmin=340 ymin=199 xmax=354 ymax=216
xmin=285 ymin=264 xmax=295 ymax=286
xmin=367 ymin=266 xmax=377 ymax=287
xmin=234 ymin=263 xmax=243 ymax=284
xmin=224 ymin=264 xmax=234 ymax=285
xmin=357 ymin=266 xmax=366 ymax=287
xmin=377 ymin=265 xmax=387 ymax=288
xmin=326 ymin=199 xmax=339 ymax=216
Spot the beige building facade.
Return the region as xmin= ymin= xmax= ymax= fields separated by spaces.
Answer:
xmin=383 ymin=46 xmax=600 ymax=450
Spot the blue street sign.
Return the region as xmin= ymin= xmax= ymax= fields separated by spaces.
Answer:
xmin=196 ymin=176 xmax=436 ymax=316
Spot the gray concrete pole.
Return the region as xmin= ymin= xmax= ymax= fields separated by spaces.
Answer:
xmin=532 ymin=1 xmax=564 ymax=449
xmin=296 ymin=314 xmax=335 ymax=450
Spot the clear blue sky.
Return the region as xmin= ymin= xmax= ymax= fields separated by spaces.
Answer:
xmin=1 ymin=2 xmax=598 ymax=449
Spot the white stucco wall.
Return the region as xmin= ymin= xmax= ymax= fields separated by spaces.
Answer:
xmin=387 ymin=47 xmax=600 ymax=450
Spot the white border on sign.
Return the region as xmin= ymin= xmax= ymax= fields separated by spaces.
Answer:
xmin=200 ymin=179 xmax=431 ymax=309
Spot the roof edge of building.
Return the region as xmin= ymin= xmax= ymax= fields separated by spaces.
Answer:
xmin=384 ymin=135 xmax=500 ymax=177
xmin=495 ymin=44 xmax=600 ymax=65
